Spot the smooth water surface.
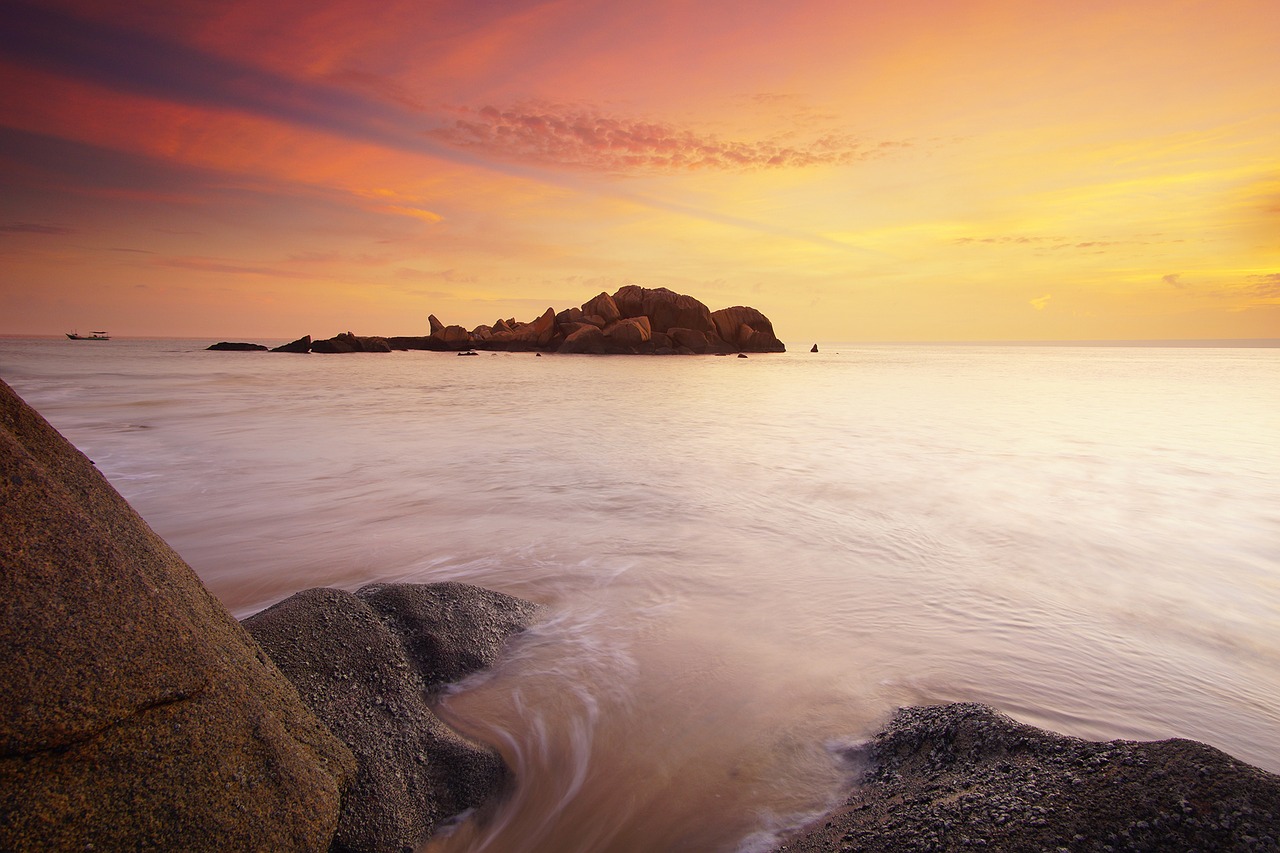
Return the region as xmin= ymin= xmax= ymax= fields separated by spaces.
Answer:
xmin=3 ymin=338 xmax=1277 ymax=851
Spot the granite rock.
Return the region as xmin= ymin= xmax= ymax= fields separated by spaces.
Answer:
xmin=0 ymin=379 xmax=354 ymax=852
xmin=776 ymin=703 xmax=1280 ymax=852
xmin=244 ymin=582 xmax=540 ymax=853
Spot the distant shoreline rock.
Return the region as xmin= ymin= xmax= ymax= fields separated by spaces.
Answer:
xmin=207 ymin=341 xmax=268 ymax=351
xmin=208 ymin=285 xmax=786 ymax=355
xmin=774 ymin=703 xmax=1280 ymax=852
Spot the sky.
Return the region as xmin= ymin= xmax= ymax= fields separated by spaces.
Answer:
xmin=0 ymin=0 xmax=1277 ymax=342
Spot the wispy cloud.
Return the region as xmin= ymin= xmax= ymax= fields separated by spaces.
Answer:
xmin=1029 ymin=294 xmax=1052 ymax=310
xmin=158 ymin=256 xmax=313 ymax=278
xmin=0 ymin=221 xmax=73 ymax=235
xmin=431 ymin=103 xmax=896 ymax=172
xmin=1163 ymin=273 xmax=1188 ymax=288
xmin=395 ymin=267 xmax=477 ymax=283
xmin=1245 ymin=273 xmax=1280 ymax=298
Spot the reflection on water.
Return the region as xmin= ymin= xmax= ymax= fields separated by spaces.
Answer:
xmin=2 ymin=339 xmax=1278 ymax=851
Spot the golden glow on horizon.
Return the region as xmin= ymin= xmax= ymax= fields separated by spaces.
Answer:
xmin=0 ymin=0 xmax=1276 ymax=340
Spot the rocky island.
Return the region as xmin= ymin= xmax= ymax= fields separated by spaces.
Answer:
xmin=3 ymin=376 xmax=1279 ymax=851
xmin=207 ymin=284 xmax=787 ymax=355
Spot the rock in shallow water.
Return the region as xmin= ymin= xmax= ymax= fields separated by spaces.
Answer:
xmin=0 ymin=379 xmax=354 ymax=852
xmin=775 ymin=702 xmax=1280 ymax=852
xmin=243 ymin=582 xmax=541 ymax=853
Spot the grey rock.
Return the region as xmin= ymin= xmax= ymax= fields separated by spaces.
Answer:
xmin=775 ymin=703 xmax=1280 ymax=852
xmin=244 ymin=583 xmax=540 ymax=853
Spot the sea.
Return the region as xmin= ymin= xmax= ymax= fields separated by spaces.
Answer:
xmin=2 ymin=338 xmax=1277 ymax=852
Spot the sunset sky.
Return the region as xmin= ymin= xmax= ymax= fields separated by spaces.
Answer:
xmin=1 ymin=0 xmax=1276 ymax=341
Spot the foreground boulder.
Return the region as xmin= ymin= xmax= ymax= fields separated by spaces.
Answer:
xmin=0 ymin=379 xmax=354 ymax=851
xmin=775 ymin=703 xmax=1280 ymax=852
xmin=244 ymin=582 xmax=541 ymax=853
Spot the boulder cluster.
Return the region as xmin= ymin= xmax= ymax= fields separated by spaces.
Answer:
xmin=0 ymin=378 xmax=539 ymax=853
xmin=207 ymin=285 xmax=786 ymax=355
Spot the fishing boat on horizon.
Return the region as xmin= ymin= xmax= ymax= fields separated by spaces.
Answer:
xmin=66 ymin=330 xmax=110 ymax=340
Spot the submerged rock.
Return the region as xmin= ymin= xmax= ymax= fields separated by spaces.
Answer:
xmin=0 ymin=379 xmax=353 ymax=851
xmin=244 ymin=583 xmax=540 ymax=853
xmin=775 ymin=703 xmax=1280 ymax=852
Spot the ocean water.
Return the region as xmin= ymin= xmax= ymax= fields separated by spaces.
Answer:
xmin=2 ymin=338 xmax=1278 ymax=852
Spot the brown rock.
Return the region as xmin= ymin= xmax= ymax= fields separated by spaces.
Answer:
xmin=311 ymin=332 xmax=360 ymax=353
xmin=603 ymin=316 xmax=652 ymax=351
xmin=667 ymin=327 xmax=710 ymax=353
xmin=440 ymin=325 xmax=471 ymax=348
xmin=271 ymin=335 xmax=312 ymax=353
xmin=555 ymin=306 xmax=584 ymax=328
xmin=581 ymin=292 xmax=622 ymax=325
xmin=558 ymin=324 xmax=607 ymax=354
xmin=613 ymin=284 xmax=715 ymax=334
xmin=0 ymin=379 xmax=353 ymax=852
xmin=508 ymin=307 xmax=557 ymax=348
xmin=207 ymin=341 xmax=267 ymax=351
xmin=386 ymin=335 xmax=445 ymax=351
xmin=428 ymin=314 xmax=445 ymax=335
xmin=357 ymin=335 xmax=392 ymax=353
xmin=710 ymin=306 xmax=785 ymax=352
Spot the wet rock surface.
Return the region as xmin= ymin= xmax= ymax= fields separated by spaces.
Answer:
xmin=243 ymin=582 xmax=541 ymax=853
xmin=776 ymin=703 xmax=1280 ymax=852
xmin=0 ymin=379 xmax=353 ymax=852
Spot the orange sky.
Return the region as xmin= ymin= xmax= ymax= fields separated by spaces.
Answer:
xmin=1 ymin=0 xmax=1276 ymax=341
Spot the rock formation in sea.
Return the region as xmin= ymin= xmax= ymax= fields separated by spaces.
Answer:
xmin=0 ymin=378 xmax=541 ymax=852
xmin=271 ymin=334 xmax=312 ymax=353
xmin=215 ymin=285 xmax=786 ymax=355
xmin=207 ymin=341 xmax=268 ymax=351
xmin=774 ymin=703 xmax=1280 ymax=852
xmin=243 ymin=583 xmax=541 ymax=853
xmin=311 ymin=331 xmax=393 ymax=353
xmin=0 ymin=378 xmax=353 ymax=850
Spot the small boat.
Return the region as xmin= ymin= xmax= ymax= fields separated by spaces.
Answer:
xmin=67 ymin=330 xmax=110 ymax=340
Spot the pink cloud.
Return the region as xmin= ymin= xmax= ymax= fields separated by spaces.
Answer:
xmin=430 ymin=103 xmax=888 ymax=172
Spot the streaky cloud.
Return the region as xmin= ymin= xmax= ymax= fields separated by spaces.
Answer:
xmin=0 ymin=2 xmax=879 ymax=253
xmin=432 ymin=103 xmax=887 ymax=172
